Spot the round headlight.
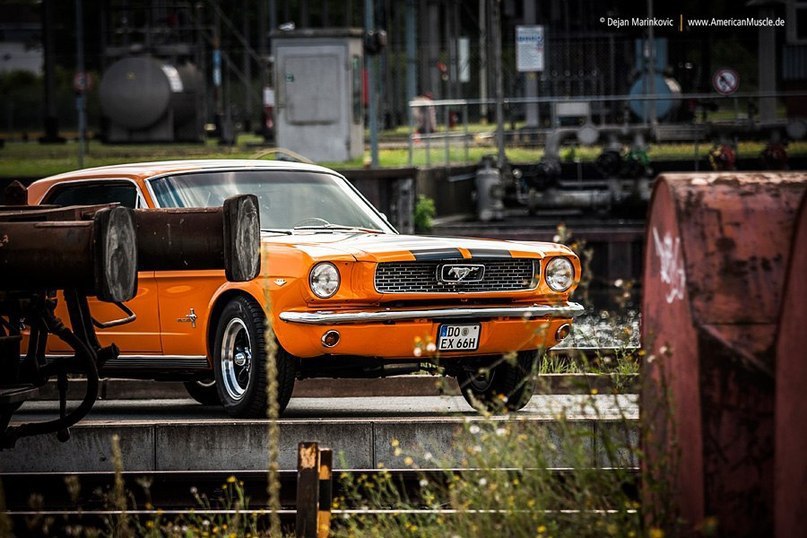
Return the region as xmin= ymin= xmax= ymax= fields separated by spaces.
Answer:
xmin=545 ymin=257 xmax=574 ymax=292
xmin=309 ymin=262 xmax=340 ymax=298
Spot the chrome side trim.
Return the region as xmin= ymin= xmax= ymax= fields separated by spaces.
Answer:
xmin=101 ymin=355 xmax=209 ymax=370
xmin=279 ymin=302 xmax=585 ymax=325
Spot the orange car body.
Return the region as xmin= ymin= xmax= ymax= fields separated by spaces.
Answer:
xmin=27 ymin=160 xmax=582 ymax=388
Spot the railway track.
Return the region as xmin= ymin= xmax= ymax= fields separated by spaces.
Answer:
xmin=1 ymin=468 xmax=639 ymax=511
xmin=1 ymin=467 xmax=639 ymax=535
xmin=2 ymin=346 xmax=641 ymax=535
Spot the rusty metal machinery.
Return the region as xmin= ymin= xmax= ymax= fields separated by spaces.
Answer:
xmin=641 ymin=172 xmax=807 ymax=537
xmin=0 ymin=206 xmax=138 ymax=302
xmin=133 ymin=194 xmax=260 ymax=282
xmin=0 ymin=185 xmax=260 ymax=448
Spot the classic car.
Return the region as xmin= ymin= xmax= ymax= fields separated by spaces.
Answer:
xmin=27 ymin=160 xmax=583 ymax=417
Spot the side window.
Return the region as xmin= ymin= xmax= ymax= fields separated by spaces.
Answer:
xmin=44 ymin=182 xmax=140 ymax=208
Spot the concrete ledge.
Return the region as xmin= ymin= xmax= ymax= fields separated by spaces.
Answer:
xmin=35 ymin=374 xmax=638 ymax=401
xmin=1 ymin=414 xmax=638 ymax=473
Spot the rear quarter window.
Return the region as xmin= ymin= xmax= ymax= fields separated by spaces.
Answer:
xmin=44 ymin=182 xmax=139 ymax=208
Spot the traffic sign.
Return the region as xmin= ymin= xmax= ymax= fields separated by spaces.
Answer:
xmin=712 ymin=68 xmax=740 ymax=96
xmin=73 ymin=71 xmax=94 ymax=93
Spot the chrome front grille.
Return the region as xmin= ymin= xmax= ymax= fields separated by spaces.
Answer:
xmin=374 ymin=259 xmax=538 ymax=293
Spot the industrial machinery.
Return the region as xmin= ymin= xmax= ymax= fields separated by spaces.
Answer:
xmin=474 ymin=155 xmax=505 ymax=222
xmin=99 ymin=56 xmax=204 ymax=143
xmin=508 ymin=126 xmax=653 ymax=217
xmin=0 ymin=185 xmax=259 ymax=448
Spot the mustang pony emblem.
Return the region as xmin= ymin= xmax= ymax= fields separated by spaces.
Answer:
xmin=177 ymin=307 xmax=198 ymax=328
xmin=438 ymin=264 xmax=485 ymax=284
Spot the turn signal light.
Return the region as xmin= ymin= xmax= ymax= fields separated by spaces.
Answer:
xmin=555 ymin=323 xmax=571 ymax=341
xmin=321 ymin=330 xmax=341 ymax=348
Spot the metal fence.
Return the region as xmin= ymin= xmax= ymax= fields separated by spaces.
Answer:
xmin=407 ymin=91 xmax=807 ymax=167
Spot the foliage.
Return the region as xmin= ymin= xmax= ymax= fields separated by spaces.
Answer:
xmin=332 ymin=393 xmax=641 ymax=538
xmin=413 ymin=195 xmax=436 ymax=233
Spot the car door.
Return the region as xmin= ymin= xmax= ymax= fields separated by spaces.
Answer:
xmin=41 ymin=180 xmax=162 ymax=354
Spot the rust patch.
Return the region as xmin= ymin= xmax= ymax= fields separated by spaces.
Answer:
xmin=299 ymin=444 xmax=318 ymax=469
xmin=715 ymin=237 xmax=735 ymax=252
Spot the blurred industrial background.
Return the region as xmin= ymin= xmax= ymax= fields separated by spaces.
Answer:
xmin=1 ymin=0 xmax=805 ymax=146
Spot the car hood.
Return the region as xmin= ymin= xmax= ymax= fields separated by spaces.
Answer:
xmin=261 ymin=232 xmax=574 ymax=263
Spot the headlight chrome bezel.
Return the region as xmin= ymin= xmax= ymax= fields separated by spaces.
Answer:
xmin=309 ymin=262 xmax=341 ymax=299
xmin=545 ymin=257 xmax=575 ymax=292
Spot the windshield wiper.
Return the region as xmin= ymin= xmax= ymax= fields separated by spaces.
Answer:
xmin=261 ymin=228 xmax=293 ymax=235
xmin=292 ymin=224 xmax=384 ymax=234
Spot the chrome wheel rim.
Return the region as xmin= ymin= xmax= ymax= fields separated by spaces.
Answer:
xmin=195 ymin=378 xmax=216 ymax=388
xmin=220 ymin=318 xmax=252 ymax=401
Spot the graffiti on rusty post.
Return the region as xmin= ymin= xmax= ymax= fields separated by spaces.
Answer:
xmin=652 ymin=227 xmax=686 ymax=304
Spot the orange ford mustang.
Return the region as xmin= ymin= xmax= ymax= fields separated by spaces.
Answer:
xmin=28 ymin=160 xmax=583 ymax=417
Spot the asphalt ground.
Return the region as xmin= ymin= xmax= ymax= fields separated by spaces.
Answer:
xmin=15 ymin=393 xmax=638 ymax=422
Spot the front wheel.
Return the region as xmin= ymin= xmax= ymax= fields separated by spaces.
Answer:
xmin=456 ymin=350 xmax=539 ymax=413
xmin=213 ymin=296 xmax=296 ymax=418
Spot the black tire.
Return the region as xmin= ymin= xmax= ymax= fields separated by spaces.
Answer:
xmin=183 ymin=378 xmax=220 ymax=406
xmin=456 ymin=350 xmax=539 ymax=413
xmin=213 ymin=296 xmax=296 ymax=418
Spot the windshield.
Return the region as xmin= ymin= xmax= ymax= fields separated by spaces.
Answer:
xmin=149 ymin=170 xmax=395 ymax=233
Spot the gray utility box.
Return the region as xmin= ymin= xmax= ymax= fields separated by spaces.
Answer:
xmin=272 ymin=29 xmax=364 ymax=163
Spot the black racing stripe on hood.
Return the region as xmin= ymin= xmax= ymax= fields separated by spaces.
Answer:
xmin=411 ymin=248 xmax=464 ymax=261
xmin=467 ymin=248 xmax=512 ymax=259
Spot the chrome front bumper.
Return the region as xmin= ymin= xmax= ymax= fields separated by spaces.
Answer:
xmin=278 ymin=302 xmax=585 ymax=325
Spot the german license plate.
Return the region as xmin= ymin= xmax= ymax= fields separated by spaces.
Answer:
xmin=437 ymin=324 xmax=481 ymax=352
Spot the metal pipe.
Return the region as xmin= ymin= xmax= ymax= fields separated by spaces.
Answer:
xmin=478 ymin=0 xmax=487 ymax=123
xmin=646 ymin=0 xmax=657 ymax=127
xmin=133 ymin=194 xmax=260 ymax=282
xmin=75 ymin=0 xmax=86 ymax=167
xmin=405 ymin=0 xmax=417 ymax=165
xmin=365 ymin=0 xmax=379 ymax=168
xmin=0 ymin=207 xmax=137 ymax=303
xmin=491 ymin=0 xmax=505 ymax=166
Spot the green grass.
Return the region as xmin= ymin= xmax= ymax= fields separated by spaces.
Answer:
xmin=0 ymin=138 xmax=257 ymax=179
xmin=2 ymin=134 xmax=805 ymax=180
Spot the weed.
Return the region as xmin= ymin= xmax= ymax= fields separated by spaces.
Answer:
xmin=332 ymin=392 xmax=641 ymax=538
xmin=413 ymin=195 xmax=436 ymax=233
xmin=262 ymin=247 xmax=282 ymax=536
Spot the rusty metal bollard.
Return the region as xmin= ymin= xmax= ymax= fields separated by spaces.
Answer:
xmin=642 ymin=172 xmax=807 ymax=537
xmin=775 ymin=191 xmax=807 ymax=538
xmin=296 ymin=442 xmax=333 ymax=538
xmin=318 ymin=449 xmax=333 ymax=538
